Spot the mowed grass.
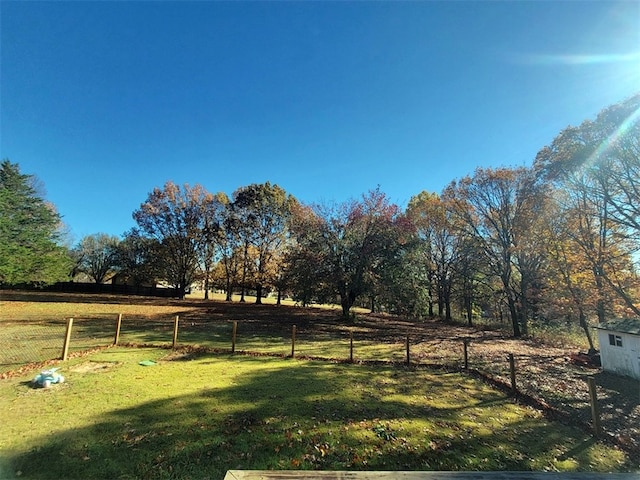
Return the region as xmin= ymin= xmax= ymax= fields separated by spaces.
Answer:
xmin=1 ymin=347 xmax=634 ymax=479
xmin=0 ymin=291 xmax=415 ymax=372
xmin=1 ymin=291 xmax=638 ymax=477
xmin=0 ymin=291 xmax=197 ymax=371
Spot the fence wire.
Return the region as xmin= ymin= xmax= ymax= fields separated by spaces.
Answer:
xmin=2 ymin=314 xmax=638 ymax=454
xmin=1 ymin=318 xmax=66 ymax=373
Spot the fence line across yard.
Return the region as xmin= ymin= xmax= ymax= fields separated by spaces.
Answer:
xmin=2 ymin=312 xmax=638 ymax=459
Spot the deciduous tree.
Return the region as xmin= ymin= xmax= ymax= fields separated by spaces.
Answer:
xmin=200 ymin=192 xmax=227 ymax=299
xmin=541 ymin=201 xmax=599 ymax=351
xmin=232 ymin=182 xmax=296 ymax=304
xmin=452 ymin=232 xmax=487 ymax=326
xmin=283 ymin=203 xmax=327 ymax=307
xmin=114 ymin=229 xmax=160 ymax=287
xmin=534 ymin=94 xmax=640 ymax=319
xmin=407 ymin=191 xmax=462 ymax=320
xmin=444 ymin=167 xmax=546 ymax=337
xmin=133 ymin=181 xmax=212 ymax=299
xmin=214 ymin=197 xmax=243 ymax=301
xmin=74 ymin=233 xmax=120 ymax=283
xmin=289 ymin=188 xmax=412 ymax=319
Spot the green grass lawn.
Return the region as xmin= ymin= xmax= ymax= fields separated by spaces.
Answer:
xmin=0 ymin=291 xmax=377 ymax=372
xmin=0 ymin=347 xmax=633 ymax=479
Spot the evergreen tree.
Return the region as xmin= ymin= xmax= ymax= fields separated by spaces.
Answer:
xmin=0 ymin=160 xmax=71 ymax=285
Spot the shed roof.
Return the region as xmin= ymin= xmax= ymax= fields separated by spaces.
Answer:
xmin=594 ymin=318 xmax=640 ymax=336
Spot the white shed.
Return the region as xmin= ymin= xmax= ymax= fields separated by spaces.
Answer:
xmin=594 ymin=319 xmax=640 ymax=380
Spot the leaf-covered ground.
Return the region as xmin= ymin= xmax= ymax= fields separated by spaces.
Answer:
xmin=310 ymin=311 xmax=640 ymax=460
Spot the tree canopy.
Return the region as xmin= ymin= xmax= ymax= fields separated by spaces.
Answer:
xmin=231 ymin=182 xmax=296 ymax=304
xmin=534 ymin=93 xmax=640 ymax=320
xmin=6 ymin=93 xmax=638 ymax=346
xmin=74 ymin=233 xmax=120 ymax=283
xmin=288 ymin=188 xmax=412 ymax=318
xmin=119 ymin=91 xmax=637 ymax=343
xmin=114 ymin=229 xmax=160 ymax=287
xmin=133 ymin=181 xmax=214 ymax=299
xmin=0 ymin=160 xmax=71 ymax=286
xmin=443 ymin=167 xmax=549 ymax=337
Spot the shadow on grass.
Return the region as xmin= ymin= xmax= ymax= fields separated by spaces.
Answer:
xmin=5 ymin=355 xmax=633 ymax=479
xmin=592 ymin=371 xmax=640 ymax=452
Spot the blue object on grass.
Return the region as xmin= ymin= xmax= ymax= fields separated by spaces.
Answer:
xmin=33 ymin=368 xmax=65 ymax=388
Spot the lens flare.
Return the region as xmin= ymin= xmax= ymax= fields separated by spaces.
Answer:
xmin=521 ymin=51 xmax=640 ymax=66
xmin=585 ymin=100 xmax=640 ymax=170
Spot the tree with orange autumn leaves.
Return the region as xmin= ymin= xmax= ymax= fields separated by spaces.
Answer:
xmin=133 ymin=181 xmax=217 ymax=299
xmin=534 ymin=93 xmax=640 ymax=322
xmin=126 ymin=95 xmax=638 ymax=345
xmin=441 ymin=167 xmax=548 ymax=337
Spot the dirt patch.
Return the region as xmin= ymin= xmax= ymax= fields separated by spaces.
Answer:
xmin=69 ymin=361 xmax=121 ymax=373
xmin=162 ymin=351 xmax=197 ymax=362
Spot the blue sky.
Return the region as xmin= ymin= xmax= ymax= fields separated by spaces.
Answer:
xmin=2 ymin=1 xmax=639 ymax=241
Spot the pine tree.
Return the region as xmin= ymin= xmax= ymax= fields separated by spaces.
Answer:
xmin=0 ymin=160 xmax=71 ymax=285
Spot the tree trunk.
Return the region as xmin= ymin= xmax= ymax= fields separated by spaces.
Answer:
xmin=224 ymin=275 xmax=233 ymax=301
xmin=501 ymin=267 xmax=521 ymax=337
xmin=519 ymin=277 xmax=529 ymax=336
xmin=340 ymin=291 xmax=356 ymax=319
xmin=437 ymin=286 xmax=444 ymax=318
xmin=520 ymin=307 xmax=528 ymax=336
xmin=594 ymin=266 xmax=606 ymax=324
xmin=465 ymin=295 xmax=473 ymax=326
xmin=204 ymin=276 xmax=210 ymax=300
xmin=507 ymin=294 xmax=521 ymax=338
xmin=427 ymin=277 xmax=434 ymax=317
xmin=277 ymin=289 xmax=282 ymax=306
xmin=240 ymin=241 xmax=248 ymax=303
xmin=579 ymin=308 xmax=596 ymax=353
xmin=255 ymin=284 xmax=263 ymax=304
xmin=443 ymin=280 xmax=452 ymax=321
xmin=341 ymin=299 xmax=350 ymax=318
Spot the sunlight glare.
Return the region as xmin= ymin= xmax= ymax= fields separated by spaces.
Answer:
xmin=523 ymin=51 xmax=640 ymax=66
xmin=584 ymin=99 xmax=640 ymax=170
xmin=515 ymin=48 xmax=640 ymax=119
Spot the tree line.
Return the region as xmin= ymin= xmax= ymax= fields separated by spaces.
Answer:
xmin=2 ymin=94 xmax=638 ymax=345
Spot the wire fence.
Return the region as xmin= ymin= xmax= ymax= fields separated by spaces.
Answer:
xmin=1 ymin=314 xmax=638 ymax=457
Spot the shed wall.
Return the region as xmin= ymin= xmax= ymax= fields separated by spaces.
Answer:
xmin=597 ymin=329 xmax=640 ymax=380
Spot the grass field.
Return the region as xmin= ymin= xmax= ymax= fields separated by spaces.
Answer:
xmin=1 ymin=347 xmax=634 ymax=479
xmin=1 ymin=291 xmax=638 ymax=478
xmin=0 ymin=291 xmax=420 ymax=372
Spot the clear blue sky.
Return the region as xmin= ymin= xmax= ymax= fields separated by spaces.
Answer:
xmin=2 ymin=1 xmax=639 ymax=241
